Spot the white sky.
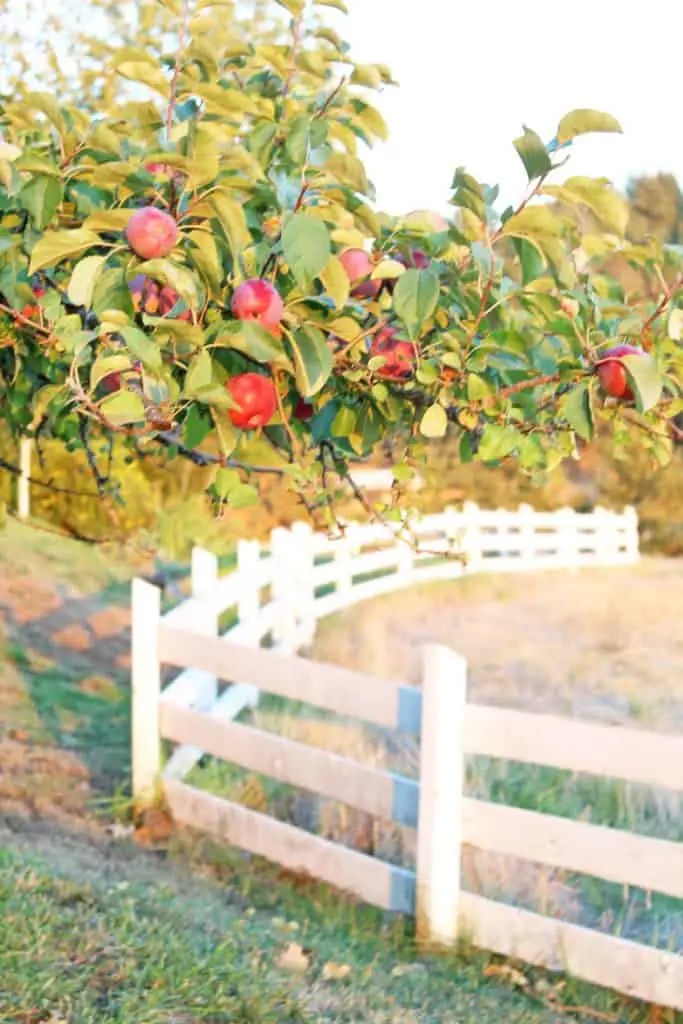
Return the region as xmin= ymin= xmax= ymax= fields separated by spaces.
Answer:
xmin=5 ymin=0 xmax=682 ymax=217
xmin=341 ymin=0 xmax=683 ymax=215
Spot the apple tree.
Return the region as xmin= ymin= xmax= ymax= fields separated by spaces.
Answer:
xmin=1 ymin=0 xmax=682 ymax=536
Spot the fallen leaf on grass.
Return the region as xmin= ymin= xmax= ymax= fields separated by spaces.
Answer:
xmin=321 ymin=962 xmax=351 ymax=981
xmin=484 ymin=963 xmax=530 ymax=988
xmin=276 ymin=942 xmax=311 ymax=973
xmin=391 ymin=963 xmax=427 ymax=978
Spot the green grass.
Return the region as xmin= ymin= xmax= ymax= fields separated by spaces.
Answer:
xmin=1 ymin=832 xmax=669 ymax=1024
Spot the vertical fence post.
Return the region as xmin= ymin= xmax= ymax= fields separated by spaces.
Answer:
xmin=462 ymin=500 xmax=482 ymax=573
xmin=191 ymin=547 xmax=219 ymax=712
xmin=271 ymin=526 xmax=297 ymax=654
xmin=396 ymin=534 xmax=414 ymax=582
xmin=623 ymin=505 xmax=640 ymax=563
xmin=517 ymin=503 xmax=536 ymax=568
xmin=18 ymin=437 xmax=32 ymax=520
xmin=556 ymin=506 xmax=579 ymax=568
xmin=237 ymin=538 xmax=262 ymax=630
xmin=131 ymin=578 xmax=162 ymax=802
xmin=335 ymin=524 xmax=357 ymax=607
xmin=416 ymin=644 xmax=467 ymax=948
xmin=291 ymin=520 xmax=316 ymax=647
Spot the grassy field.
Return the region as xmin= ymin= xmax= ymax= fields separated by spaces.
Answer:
xmin=1 ymin=519 xmax=682 ymax=1022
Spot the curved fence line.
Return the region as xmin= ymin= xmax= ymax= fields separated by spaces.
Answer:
xmin=128 ymin=502 xmax=683 ymax=1013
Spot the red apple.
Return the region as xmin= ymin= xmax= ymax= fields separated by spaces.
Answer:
xmin=231 ymin=279 xmax=284 ymax=333
xmin=369 ymin=326 xmax=417 ymax=381
xmin=129 ymin=275 xmax=192 ymax=321
xmin=294 ymin=398 xmax=314 ymax=421
xmin=125 ymin=206 xmax=179 ymax=260
xmin=596 ymin=344 xmax=644 ymax=401
xmin=227 ymin=372 xmax=277 ymax=429
xmin=20 ymin=285 xmax=46 ymax=319
xmin=339 ymin=247 xmax=373 ymax=284
xmin=351 ymin=278 xmax=382 ymax=300
xmin=397 ymin=248 xmax=429 ymax=270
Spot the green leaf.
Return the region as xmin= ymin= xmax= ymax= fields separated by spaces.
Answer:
xmin=623 ymin=354 xmax=663 ymax=413
xmin=502 ymin=206 xmax=563 ymax=239
xmin=319 ymin=255 xmax=351 ymax=309
xmin=314 ymin=0 xmax=349 ymax=11
xmin=184 ymin=350 xmax=214 ymax=395
xmin=668 ymin=309 xmax=683 ymax=342
xmin=210 ymin=192 xmax=250 ymax=261
xmin=99 ymin=390 xmax=146 ymax=426
xmin=513 ymin=128 xmax=552 ymax=182
xmin=228 ymin=482 xmax=260 ymax=509
xmin=29 ymin=228 xmax=102 ymax=274
xmin=0 ymin=142 xmax=21 ymax=162
xmin=214 ymin=467 xmax=242 ymax=499
xmin=282 ymin=213 xmax=331 ymax=289
xmin=515 ymin=238 xmax=545 ymax=285
xmin=478 ymin=424 xmax=520 ymax=461
xmin=392 ymin=268 xmax=440 ymax=337
xmin=92 ymin=268 xmax=135 ymax=318
xmin=419 ymin=403 xmax=448 ymax=438
xmin=290 ymin=325 xmax=334 ymax=397
xmin=467 ymin=374 xmax=493 ymax=401
xmin=120 ymin=325 xmax=162 ymax=371
xmin=184 ymin=404 xmax=212 ymax=449
xmin=19 ymin=176 xmax=63 ymax=230
xmin=216 ymin=321 xmax=292 ymax=369
xmin=90 ymin=354 xmax=133 ymax=390
xmin=556 ymin=109 xmax=623 ymax=145
xmin=117 ymin=61 xmax=170 ymax=96
xmin=560 ymin=380 xmax=594 ymax=441
xmin=68 ymin=255 xmax=107 ymax=308
xmin=186 ymin=230 xmax=223 ymax=296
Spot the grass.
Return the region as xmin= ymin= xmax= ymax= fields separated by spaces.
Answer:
xmin=0 ymin=824 xmax=667 ymax=1024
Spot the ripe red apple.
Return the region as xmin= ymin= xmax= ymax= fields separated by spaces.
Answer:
xmin=339 ymin=248 xmax=373 ymax=284
xmin=231 ymin=279 xmax=284 ymax=333
xmin=369 ymin=326 xmax=417 ymax=381
xmin=596 ymin=344 xmax=644 ymax=401
xmin=227 ymin=373 xmax=277 ymax=429
xmin=20 ymin=285 xmax=46 ymax=319
xmin=294 ymin=398 xmax=314 ymax=421
xmin=129 ymin=275 xmax=192 ymax=321
xmin=397 ymin=248 xmax=429 ymax=270
xmin=125 ymin=206 xmax=179 ymax=260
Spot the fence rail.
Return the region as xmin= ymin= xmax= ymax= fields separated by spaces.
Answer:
xmin=130 ymin=503 xmax=683 ymax=1011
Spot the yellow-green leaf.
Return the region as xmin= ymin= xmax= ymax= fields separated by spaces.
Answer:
xmin=29 ymin=229 xmax=102 ymax=274
xmin=419 ymin=403 xmax=448 ymax=438
xmin=290 ymin=325 xmax=333 ymax=397
xmin=68 ymin=255 xmax=107 ymax=308
xmin=556 ymin=109 xmax=623 ymax=145
xmin=319 ymin=255 xmax=350 ymax=309
xmin=99 ymin=390 xmax=146 ymax=425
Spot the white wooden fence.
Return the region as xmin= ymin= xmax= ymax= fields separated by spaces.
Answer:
xmin=131 ymin=503 xmax=683 ymax=1011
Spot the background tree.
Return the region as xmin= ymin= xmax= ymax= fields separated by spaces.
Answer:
xmin=0 ymin=0 xmax=682 ymax=543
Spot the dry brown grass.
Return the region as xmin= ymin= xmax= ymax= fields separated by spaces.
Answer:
xmin=312 ymin=557 xmax=683 ymax=730
xmin=221 ymin=557 xmax=682 ymax=929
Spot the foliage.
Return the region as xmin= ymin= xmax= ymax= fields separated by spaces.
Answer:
xmin=0 ymin=0 xmax=682 ymax=534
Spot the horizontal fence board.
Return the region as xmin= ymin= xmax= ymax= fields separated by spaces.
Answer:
xmin=459 ymin=892 xmax=683 ymax=1010
xmin=465 ymin=704 xmax=683 ymax=791
xmin=158 ymin=625 xmax=422 ymax=733
xmin=164 ymin=779 xmax=416 ymax=914
xmin=160 ymin=702 xmax=419 ymax=826
xmin=462 ymin=797 xmax=683 ymax=899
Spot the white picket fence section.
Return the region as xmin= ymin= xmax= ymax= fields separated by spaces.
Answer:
xmin=129 ymin=503 xmax=683 ymax=1011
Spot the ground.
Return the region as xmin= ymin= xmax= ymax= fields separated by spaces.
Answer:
xmin=0 ymin=519 xmax=681 ymax=1022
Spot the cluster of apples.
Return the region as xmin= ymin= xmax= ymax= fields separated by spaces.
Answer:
xmin=111 ymin=205 xmax=650 ymax=433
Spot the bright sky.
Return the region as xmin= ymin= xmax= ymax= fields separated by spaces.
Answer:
xmin=341 ymin=0 xmax=683 ymax=216
xmin=6 ymin=0 xmax=682 ymax=218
